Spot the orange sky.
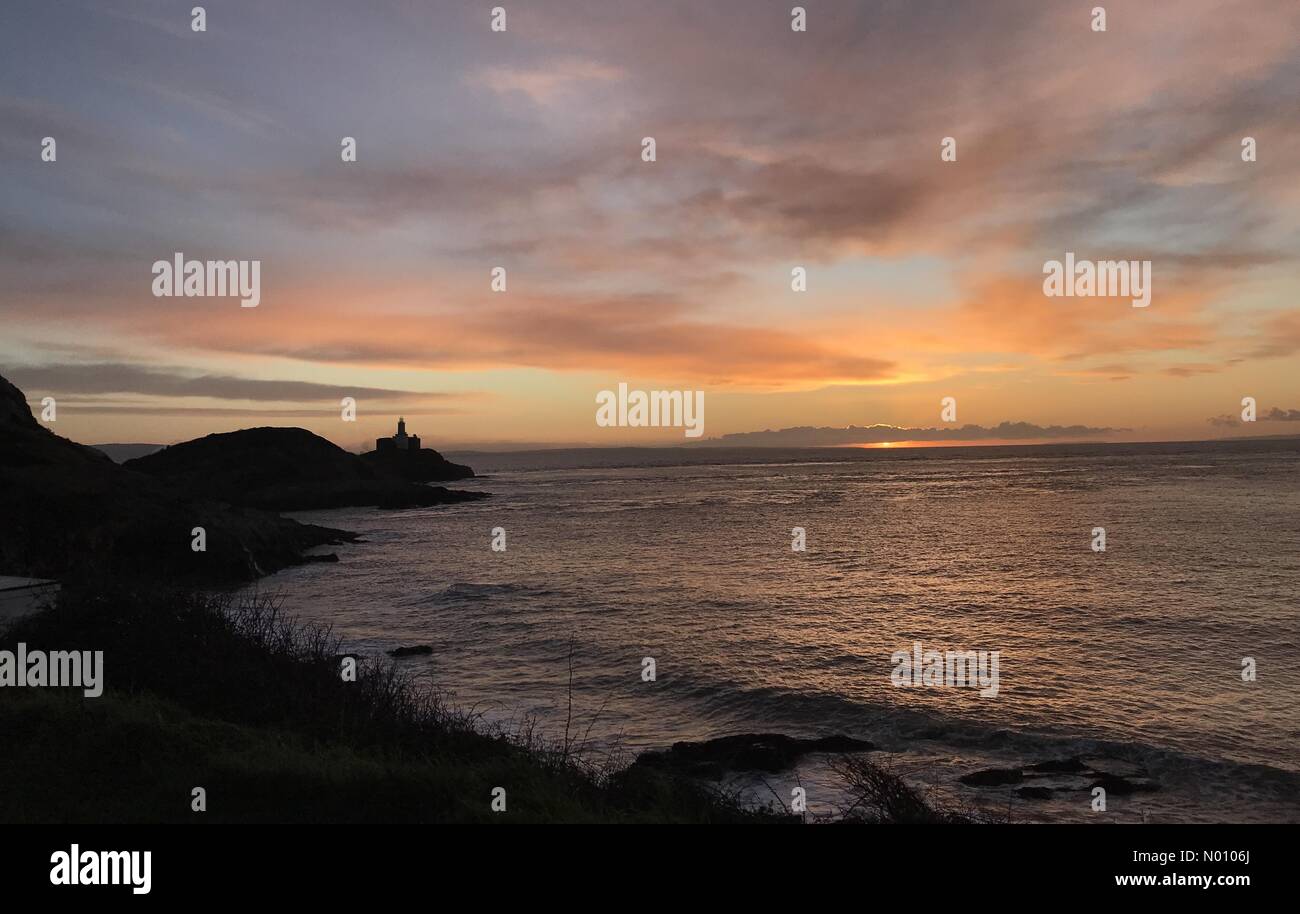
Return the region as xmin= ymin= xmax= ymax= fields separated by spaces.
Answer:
xmin=3 ymin=1 xmax=1298 ymax=449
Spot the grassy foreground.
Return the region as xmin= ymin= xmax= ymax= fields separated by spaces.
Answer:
xmin=0 ymin=584 xmax=978 ymax=824
xmin=0 ymin=585 xmax=779 ymax=823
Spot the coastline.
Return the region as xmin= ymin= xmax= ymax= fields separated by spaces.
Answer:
xmin=255 ymin=442 xmax=1300 ymax=825
xmin=0 ymin=583 xmax=976 ymax=824
xmin=4 ymin=369 xmax=1297 ymax=823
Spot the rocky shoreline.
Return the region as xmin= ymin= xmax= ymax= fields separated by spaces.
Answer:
xmin=627 ymin=731 xmax=1162 ymax=811
xmin=0 ymin=372 xmax=480 ymax=584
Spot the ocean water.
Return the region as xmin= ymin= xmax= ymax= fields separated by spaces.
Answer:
xmin=253 ymin=440 xmax=1300 ymax=823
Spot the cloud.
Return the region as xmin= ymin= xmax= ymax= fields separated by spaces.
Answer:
xmin=947 ymin=272 xmax=1220 ymax=365
xmin=1209 ymin=407 xmax=1300 ymax=428
xmin=470 ymin=58 xmax=625 ymax=106
xmin=3 ymin=0 xmax=1299 ymax=439
xmin=1247 ymin=312 xmax=1300 ymax=360
xmin=44 ymin=405 xmax=469 ymax=418
xmin=103 ymin=290 xmax=898 ymax=388
xmin=1163 ymin=364 xmax=1225 ymax=378
xmin=2 ymin=363 xmax=471 ymax=403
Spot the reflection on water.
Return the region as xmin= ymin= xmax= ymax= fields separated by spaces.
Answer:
xmin=253 ymin=441 xmax=1300 ymax=823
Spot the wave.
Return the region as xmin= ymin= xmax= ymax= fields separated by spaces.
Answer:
xmin=399 ymin=582 xmax=538 ymax=606
xmin=653 ymin=674 xmax=1300 ymax=803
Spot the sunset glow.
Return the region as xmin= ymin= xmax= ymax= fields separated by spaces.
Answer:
xmin=3 ymin=0 xmax=1298 ymax=850
xmin=2 ymin=0 xmax=1298 ymax=451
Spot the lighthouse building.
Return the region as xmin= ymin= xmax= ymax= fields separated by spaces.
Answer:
xmin=376 ymin=417 xmax=421 ymax=452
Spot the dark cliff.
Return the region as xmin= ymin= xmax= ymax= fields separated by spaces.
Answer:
xmin=124 ymin=427 xmax=484 ymax=511
xmin=0 ymin=374 xmax=354 ymax=583
xmin=359 ymin=445 xmax=474 ymax=483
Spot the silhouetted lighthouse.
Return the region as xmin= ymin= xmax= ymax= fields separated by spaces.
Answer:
xmin=376 ymin=417 xmax=421 ymax=452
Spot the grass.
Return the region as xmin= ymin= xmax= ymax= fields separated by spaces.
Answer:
xmin=0 ymin=584 xmax=772 ymax=823
xmin=0 ymin=583 xmax=975 ymax=824
xmin=832 ymin=754 xmax=1007 ymax=824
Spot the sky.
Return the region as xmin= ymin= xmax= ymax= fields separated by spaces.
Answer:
xmin=2 ymin=0 xmax=1298 ymax=450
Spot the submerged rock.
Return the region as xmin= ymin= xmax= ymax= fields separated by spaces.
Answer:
xmin=960 ymin=755 xmax=1161 ymax=798
xmin=387 ymin=645 xmax=434 ymax=657
xmin=959 ymin=767 xmax=1024 ymax=787
xmin=1090 ymin=773 xmax=1160 ymax=795
xmin=634 ymin=732 xmax=874 ymax=779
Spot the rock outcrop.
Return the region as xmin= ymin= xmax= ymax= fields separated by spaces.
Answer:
xmin=124 ymin=427 xmax=485 ymax=511
xmin=634 ymin=732 xmax=875 ymax=779
xmin=0 ymin=374 xmax=355 ymax=583
xmin=959 ymin=756 xmax=1160 ymax=799
xmin=359 ymin=446 xmax=474 ymax=483
xmin=387 ymin=645 xmax=434 ymax=657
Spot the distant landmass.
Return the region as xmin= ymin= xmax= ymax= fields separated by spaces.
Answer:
xmin=693 ymin=421 xmax=1122 ymax=447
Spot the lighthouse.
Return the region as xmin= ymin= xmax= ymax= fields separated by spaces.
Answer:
xmin=376 ymin=417 xmax=421 ymax=452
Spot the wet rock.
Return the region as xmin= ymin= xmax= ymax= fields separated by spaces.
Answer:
xmin=959 ymin=767 xmax=1024 ymax=787
xmin=1090 ymin=773 xmax=1160 ymax=795
xmin=387 ymin=645 xmax=434 ymax=657
xmin=1026 ymin=756 xmax=1088 ymax=774
xmin=634 ymin=732 xmax=874 ymax=779
xmin=804 ymin=735 xmax=875 ymax=753
xmin=958 ymin=754 xmax=1162 ymax=798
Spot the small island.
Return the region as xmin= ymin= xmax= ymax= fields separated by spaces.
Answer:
xmin=361 ymin=417 xmax=475 ymax=483
xmin=125 ymin=422 xmax=483 ymax=512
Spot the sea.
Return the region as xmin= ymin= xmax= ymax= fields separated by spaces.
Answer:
xmin=249 ymin=438 xmax=1300 ymax=823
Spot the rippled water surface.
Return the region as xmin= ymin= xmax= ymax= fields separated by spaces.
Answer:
xmin=255 ymin=441 xmax=1300 ymax=822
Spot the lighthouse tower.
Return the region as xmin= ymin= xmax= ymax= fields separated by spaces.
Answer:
xmin=376 ymin=417 xmax=421 ymax=452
